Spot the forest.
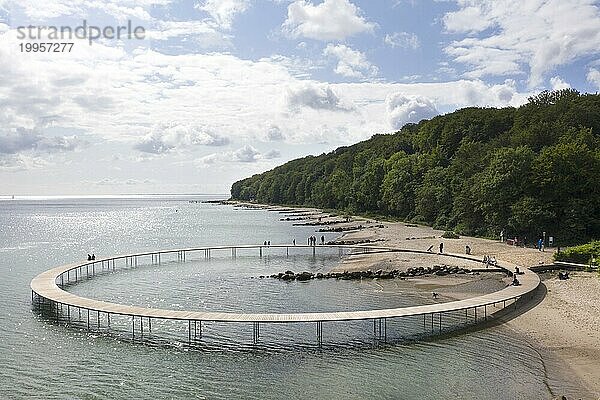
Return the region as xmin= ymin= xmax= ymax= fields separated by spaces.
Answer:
xmin=231 ymin=89 xmax=600 ymax=245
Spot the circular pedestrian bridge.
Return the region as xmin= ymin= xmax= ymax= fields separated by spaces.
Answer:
xmin=30 ymin=244 xmax=540 ymax=344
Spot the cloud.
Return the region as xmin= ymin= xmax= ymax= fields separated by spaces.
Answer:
xmin=587 ymin=68 xmax=600 ymax=89
xmin=443 ymin=0 xmax=600 ymax=87
xmin=146 ymin=20 xmax=233 ymax=49
xmin=386 ymin=93 xmax=438 ymax=129
xmin=323 ymin=43 xmax=378 ymax=79
xmin=285 ymin=82 xmax=354 ymax=111
xmin=282 ymin=0 xmax=375 ymax=41
xmin=0 ymin=128 xmax=81 ymax=154
xmin=6 ymin=0 xmax=158 ymax=21
xmin=199 ymin=145 xmax=281 ymax=165
xmin=233 ymin=145 xmax=261 ymax=162
xmin=134 ymin=125 xmax=230 ymax=154
xmin=0 ymin=129 xmax=39 ymax=154
xmin=0 ymin=153 xmax=50 ymax=171
xmin=197 ymin=0 xmax=250 ymax=30
xmin=265 ymin=125 xmax=285 ymax=141
xmin=94 ymin=178 xmax=155 ymax=186
xmin=550 ymin=76 xmax=571 ymax=90
xmin=384 ymin=32 xmax=420 ymax=49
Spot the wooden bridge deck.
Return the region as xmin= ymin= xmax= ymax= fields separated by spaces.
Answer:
xmin=30 ymin=244 xmax=539 ymax=324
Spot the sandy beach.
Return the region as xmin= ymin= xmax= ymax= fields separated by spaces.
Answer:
xmin=237 ymin=202 xmax=599 ymax=398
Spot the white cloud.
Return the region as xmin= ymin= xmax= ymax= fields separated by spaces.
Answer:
xmin=282 ymin=0 xmax=375 ymax=41
xmin=549 ymin=76 xmax=571 ymax=90
xmin=94 ymin=178 xmax=154 ymax=186
xmin=265 ymin=124 xmax=285 ymax=141
xmin=233 ymin=145 xmax=261 ymax=162
xmin=587 ymin=68 xmax=600 ymax=89
xmin=197 ymin=0 xmax=250 ymax=30
xmin=4 ymin=0 xmax=160 ymax=21
xmin=134 ymin=125 xmax=230 ymax=154
xmin=146 ymin=20 xmax=233 ymax=49
xmin=384 ymin=32 xmax=419 ymax=49
xmin=443 ymin=0 xmax=600 ymax=87
xmin=386 ymin=94 xmax=438 ymax=129
xmin=0 ymin=128 xmax=82 ymax=154
xmin=0 ymin=153 xmax=50 ymax=171
xmin=285 ymin=82 xmax=354 ymax=111
xmin=323 ymin=43 xmax=378 ymax=79
xmin=200 ymin=145 xmax=281 ymax=165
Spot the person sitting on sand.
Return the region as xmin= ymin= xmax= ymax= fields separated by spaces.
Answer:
xmin=432 ymin=292 xmax=439 ymax=299
xmin=465 ymin=245 xmax=471 ymax=255
xmin=91 ymin=254 xmax=95 ymax=260
xmin=512 ymin=276 xmax=520 ymax=286
xmin=427 ymin=245 xmax=434 ymax=252
xmin=87 ymin=254 xmax=92 ymax=261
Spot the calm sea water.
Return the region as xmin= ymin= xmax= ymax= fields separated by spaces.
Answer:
xmin=0 ymin=195 xmax=568 ymax=398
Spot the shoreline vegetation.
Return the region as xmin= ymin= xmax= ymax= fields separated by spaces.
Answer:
xmin=209 ymin=199 xmax=599 ymax=398
xmin=230 ymin=90 xmax=600 ymax=247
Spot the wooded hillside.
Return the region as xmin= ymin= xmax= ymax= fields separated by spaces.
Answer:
xmin=231 ymin=90 xmax=600 ymax=245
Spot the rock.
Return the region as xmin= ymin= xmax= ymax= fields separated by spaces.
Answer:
xmin=316 ymin=272 xmax=324 ymax=279
xmin=296 ymin=271 xmax=313 ymax=281
xmin=285 ymin=270 xmax=294 ymax=275
xmin=435 ymin=270 xmax=448 ymax=276
xmin=259 ymin=275 xmax=265 ymax=279
xmin=281 ymin=273 xmax=295 ymax=281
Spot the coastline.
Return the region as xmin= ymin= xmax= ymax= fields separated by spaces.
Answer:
xmin=229 ymin=200 xmax=599 ymax=398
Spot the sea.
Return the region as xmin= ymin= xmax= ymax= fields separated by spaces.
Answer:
xmin=0 ymin=195 xmax=574 ymax=399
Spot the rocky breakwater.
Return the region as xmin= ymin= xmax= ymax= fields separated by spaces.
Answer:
xmin=260 ymin=265 xmax=476 ymax=281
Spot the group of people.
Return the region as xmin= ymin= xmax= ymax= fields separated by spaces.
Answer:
xmin=482 ymin=255 xmax=497 ymax=267
xmin=307 ymin=236 xmax=325 ymax=246
xmin=263 ymin=241 xmax=271 ymax=246
xmin=86 ymin=253 xmax=96 ymax=261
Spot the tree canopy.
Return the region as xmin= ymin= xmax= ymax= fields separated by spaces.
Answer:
xmin=230 ymin=90 xmax=600 ymax=245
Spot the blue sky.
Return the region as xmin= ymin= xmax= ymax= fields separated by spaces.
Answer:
xmin=0 ymin=0 xmax=599 ymax=195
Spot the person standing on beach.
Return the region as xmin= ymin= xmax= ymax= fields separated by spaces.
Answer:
xmin=321 ymin=235 xmax=325 ymax=245
xmin=439 ymin=242 xmax=444 ymax=253
xmin=293 ymin=239 xmax=296 ymax=246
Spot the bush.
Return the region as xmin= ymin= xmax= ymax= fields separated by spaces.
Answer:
xmin=441 ymin=231 xmax=460 ymax=239
xmin=554 ymin=241 xmax=600 ymax=265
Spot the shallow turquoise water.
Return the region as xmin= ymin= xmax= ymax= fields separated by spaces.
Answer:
xmin=0 ymin=196 xmax=560 ymax=398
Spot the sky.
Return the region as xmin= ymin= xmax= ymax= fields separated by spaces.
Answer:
xmin=0 ymin=0 xmax=599 ymax=195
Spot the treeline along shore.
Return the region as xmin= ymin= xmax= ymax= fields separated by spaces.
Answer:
xmin=231 ymin=90 xmax=600 ymax=246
